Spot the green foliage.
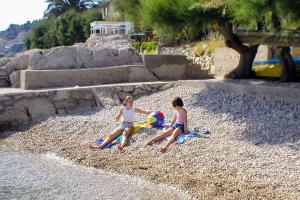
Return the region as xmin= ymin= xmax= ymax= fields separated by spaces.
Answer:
xmin=140 ymin=41 xmax=158 ymax=53
xmin=25 ymin=9 xmax=102 ymax=49
xmin=130 ymin=41 xmax=158 ymax=53
xmin=226 ymin=0 xmax=268 ymax=27
xmin=116 ymin=0 xmax=227 ymax=42
xmin=140 ymin=0 xmax=212 ymax=42
xmin=44 ymin=0 xmax=100 ymax=17
xmin=111 ymin=0 xmax=142 ymax=26
xmin=130 ymin=41 xmax=141 ymax=51
xmin=225 ymin=0 xmax=300 ymax=31
xmin=112 ymin=0 xmax=300 ymax=44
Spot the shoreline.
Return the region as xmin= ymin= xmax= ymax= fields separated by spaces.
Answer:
xmin=1 ymin=85 xmax=300 ymax=199
xmin=0 ymin=151 xmax=191 ymax=199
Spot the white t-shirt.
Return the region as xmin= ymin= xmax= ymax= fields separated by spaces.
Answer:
xmin=122 ymin=107 xmax=135 ymax=122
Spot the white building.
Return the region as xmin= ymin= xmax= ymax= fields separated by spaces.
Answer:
xmin=90 ymin=21 xmax=134 ymax=36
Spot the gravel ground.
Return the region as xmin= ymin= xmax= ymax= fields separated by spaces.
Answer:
xmin=1 ymin=85 xmax=300 ymax=199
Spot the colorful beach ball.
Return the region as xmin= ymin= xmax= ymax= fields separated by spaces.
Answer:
xmin=147 ymin=111 xmax=164 ymax=127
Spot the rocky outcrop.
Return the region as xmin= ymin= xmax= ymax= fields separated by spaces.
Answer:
xmin=0 ymin=82 xmax=168 ymax=131
xmin=0 ymin=34 xmax=142 ymax=87
xmin=86 ymin=34 xmax=131 ymax=49
xmin=26 ymin=36 xmax=141 ymax=70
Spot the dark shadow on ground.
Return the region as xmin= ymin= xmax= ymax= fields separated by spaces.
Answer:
xmin=189 ymin=88 xmax=300 ymax=148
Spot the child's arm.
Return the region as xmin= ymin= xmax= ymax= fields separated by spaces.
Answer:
xmin=170 ymin=113 xmax=176 ymax=126
xmin=114 ymin=108 xmax=123 ymax=121
xmin=134 ymin=108 xmax=151 ymax=115
xmin=183 ymin=109 xmax=188 ymax=133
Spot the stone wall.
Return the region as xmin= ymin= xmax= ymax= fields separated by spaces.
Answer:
xmin=20 ymin=65 xmax=158 ymax=90
xmin=160 ymin=46 xmax=213 ymax=72
xmin=0 ymin=82 xmax=170 ymax=132
xmin=161 ymin=45 xmax=271 ymax=79
xmin=142 ymin=54 xmax=213 ymax=80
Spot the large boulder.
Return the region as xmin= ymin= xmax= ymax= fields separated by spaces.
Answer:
xmin=28 ymin=45 xmax=142 ymax=70
xmin=29 ymin=46 xmax=78 ymax=70
xmin=10 ymin=49 xmax=43 ymax=71
xmin=0 ymin=98 xmax=56 ymax=130
xmin=0 ymin=58 xmax=11 ymax=68
xmin=0 ymin=35 xmax=143 ymax=87
xmin=88 ymin=47 xmax=141 ymax=68
xmin=92 ymin=88 xmax=117 ymax=109
xmin=86 ymin=34 xmax=131 ymax=49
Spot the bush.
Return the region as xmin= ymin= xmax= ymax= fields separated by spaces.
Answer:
xmin=140 ymin=41 xmax=158 ymax=53
xmin=131 ymin=41 xmax=158 ymax=54
xmin=25 ymin=8 xmax=102 ymax=49
xmin=130 ymin=41 xmax=141 ymax=51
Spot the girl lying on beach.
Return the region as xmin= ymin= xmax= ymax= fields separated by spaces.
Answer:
xmin=89 ymin=96 xmax=151 ymax=151
xmin=145 ymin=97 xmax=188 ymax=153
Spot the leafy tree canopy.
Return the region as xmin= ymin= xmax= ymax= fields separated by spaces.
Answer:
xmin=44 ymin=0 xmax=100 ymax=17
xmin=26 ymin=8 xmax=102 ymax=49
xmin=111 ymin=0 xmax=141 ymax=26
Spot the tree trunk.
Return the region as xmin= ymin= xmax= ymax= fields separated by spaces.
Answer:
xmin=221 ymin=23 xmax=259 ymax=79
xmin=271 ymin=11 xmax=297 ymax=82
xmin=276 ymin=47 xmax=297 ymax=82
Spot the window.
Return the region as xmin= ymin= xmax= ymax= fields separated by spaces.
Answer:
xmin=119 ymin=25 xmax=126 ymax=34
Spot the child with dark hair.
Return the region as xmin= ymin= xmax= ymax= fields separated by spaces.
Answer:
xmin=145 ymin=97 xmax=188 ymax=153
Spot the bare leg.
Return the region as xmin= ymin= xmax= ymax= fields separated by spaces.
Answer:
xmin=160 ymin=128 xmax=182 ymax=153
xmin=144 ymin=127 xmax=173 ymax=147
xmin=89 ymin=127 xmax=123 ymax=150
xmin=117 ymin=126 xmax=134 ymax=150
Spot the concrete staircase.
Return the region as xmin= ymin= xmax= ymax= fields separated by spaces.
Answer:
xmin=14 ymin=54 xmax=212 ymax=90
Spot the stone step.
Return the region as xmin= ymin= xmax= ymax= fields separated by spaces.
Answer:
xmin=20 ymin=65 xmax=159 ymax=90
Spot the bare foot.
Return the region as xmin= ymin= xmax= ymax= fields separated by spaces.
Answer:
xmin=89 ymin=144 xmax=103 ymax=150
xmin=159 ymin=147 xmax=167 ymax=153
xmin=117 ymin=144 xmax=123 ymax=151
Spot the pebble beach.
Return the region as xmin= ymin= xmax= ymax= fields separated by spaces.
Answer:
xmin=1 ymin=85 xmax=300 ymax=199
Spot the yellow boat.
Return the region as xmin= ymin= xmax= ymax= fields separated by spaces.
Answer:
xmin=252 ymin=57 xmax=300 ymax=77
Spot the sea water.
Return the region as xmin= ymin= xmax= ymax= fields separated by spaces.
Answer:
xmin=0 ymin=151 xmax=190 ymax=200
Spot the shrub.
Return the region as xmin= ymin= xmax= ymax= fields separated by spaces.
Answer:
xmin=25 ymin=8 xmax=102 ymax=49
xmin=131 ymin=41 xmax=158 ymax=54
xmin=130 ymin=41 xmax=141 ymax=51
xmin=140 ymin=41 xmax=158 ymax=53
